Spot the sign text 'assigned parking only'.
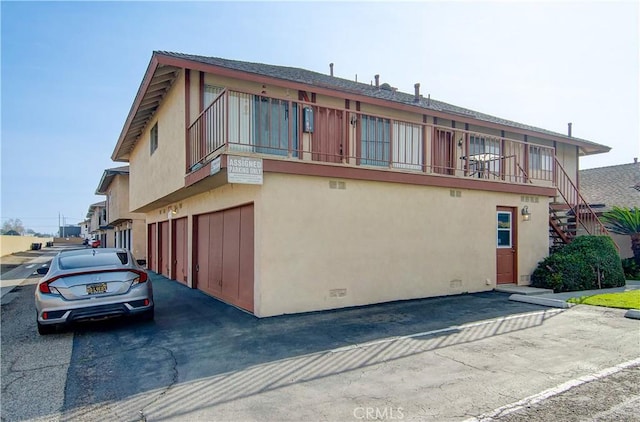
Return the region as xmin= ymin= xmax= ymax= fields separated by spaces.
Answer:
xmin=227 ymin=156 xmax=263 ymax=185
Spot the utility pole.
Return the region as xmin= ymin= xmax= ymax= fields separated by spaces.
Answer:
xmin=58 ymin=212 xmax=61 ymax=237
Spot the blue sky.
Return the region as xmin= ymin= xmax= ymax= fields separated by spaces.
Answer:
xmin=1 ymin=1 xmax=638 ymax=235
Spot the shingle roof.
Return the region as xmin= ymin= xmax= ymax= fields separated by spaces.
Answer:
xmin=158 ymin=51 xmax=608 ymax=152
xmin=112 ymin=51 xmax=611 ymax=161
xmin=95 ymin=166 xmax=130 ymax=195
xmin=86 ymin=201 xmax=106 ymax=218
xmin=579 ymin=161 xmax=640 ymax=211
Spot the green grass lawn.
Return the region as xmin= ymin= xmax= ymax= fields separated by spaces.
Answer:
xmin=567 ymin=290 xmax=640 ymax=310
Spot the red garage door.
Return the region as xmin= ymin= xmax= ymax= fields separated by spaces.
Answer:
xmin=194 ymin=204 xmax=254 ymax=313
xmin=147 ymin=223 xmax=157 ymax=272
xmin=158 ymin=221 xmax=170 ymax=277
xmin=172 ymin=217 xmax=188 ymax=284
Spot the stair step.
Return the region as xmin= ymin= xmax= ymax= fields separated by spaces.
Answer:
xmin=550 ymin=203 xmax=572 ymax=211
xmin=551 ymin=222 xmax=576 ymax=227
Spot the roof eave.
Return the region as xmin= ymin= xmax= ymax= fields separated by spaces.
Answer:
xmin=579 ymin=144 xmax=612 ymax=156
xmin=95 ymin=167 xmax=130 ymax=195
xmin=111 ymin=54 xmax=161 ymax=162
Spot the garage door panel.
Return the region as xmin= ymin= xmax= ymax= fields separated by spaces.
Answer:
xmin=238 ymin=205 xmax=254 ymax=312
xmin=208 ymin=212 xmax=224 ymax=295
xmin=173 ymin=217 xmax=188 ymax=284
xmin=148 ymin=223 xmax=156 ymax=272
xmin=221 ymin=208 xmax=241 ymax=301
xmin=195 ymin=215 xmax=210 ymax=292
xmin=194 ymin=203 xmax=254 ymax=314
xmin=159 ymin=221 xmax=170 ymax=277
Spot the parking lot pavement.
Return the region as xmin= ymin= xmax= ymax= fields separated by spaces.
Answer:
xmin=1 ymin=272 xmax=73 ymax=421
xmin=3 ymin=270 xmax=639 ymax=422
xmin=1 ymin=246 xmax=68 ymax=298
xmin=468 ymin=362 xmax=640 ymax=421
xmin=59 ymin=275 xmax=640 ymax=421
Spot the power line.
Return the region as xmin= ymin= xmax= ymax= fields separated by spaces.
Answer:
xmin=1 ymin=217 xmax=86 ymax=221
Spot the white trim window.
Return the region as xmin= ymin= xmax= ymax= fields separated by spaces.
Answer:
xmin=497 ymin=211 xmax=512 ymax=248
xmin=204 ymin=84 xmax=224 ymax=108
xmin=529 ymin=145 xmax=553 ymax=171
xmin=150 ymin=123 xmax=158 ymax=155
xmin=393 ymin=121 xmax=422 ymax=171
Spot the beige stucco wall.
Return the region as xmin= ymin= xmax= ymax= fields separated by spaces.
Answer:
xmin=130 ymin=71 xmax=187 ymax=212
xmin=107 ymin=175 xmax=144 ymax=223
xmin=555 ymin=142 xmax=579 ymax=185
xmin=104 ymin=173 xmax=147 ymax=259
xmin=139 ymin=171 xmax=548 ymax=317
xmin=611 ymin=233 xmax=633 ymax=260
xmin=89 ymin=209 xmax=102 ymax=232
xmin=256 ymin=173 xmax=549 ymax=317
xmin=131 ymin=220 xmax=146 ymax=260
xmin=1 ymin=236 xmax=54 ymax=257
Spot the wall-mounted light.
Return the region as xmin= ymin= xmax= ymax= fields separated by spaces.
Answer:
xmin=521 ymin=205 xmax=531 ymax=221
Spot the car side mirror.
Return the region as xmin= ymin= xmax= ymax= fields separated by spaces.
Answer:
xmin=136 ymin=259 xmax=147 ymax=267
xmin=36 ymin=267 xmax=48 ymax=275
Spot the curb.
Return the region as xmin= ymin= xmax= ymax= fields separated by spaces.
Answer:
xmin=509 ymin=294 xmax=573 ymax=309
xmin=624 ymin=309 xmax=640 ymax=320
xmin=0 ymin=249 xmax=58 ymax=299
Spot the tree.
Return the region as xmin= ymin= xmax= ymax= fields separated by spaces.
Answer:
xmin=601 ymin=206 xmax=640 ymax=266
xmin=2 ymin=218 xmax=25 ymax=235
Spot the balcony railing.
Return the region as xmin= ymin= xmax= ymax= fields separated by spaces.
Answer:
xmin=552 ymin=157 xmax=613 ymax=238
xmin=187 ymin=89 xmax=556 ymax=186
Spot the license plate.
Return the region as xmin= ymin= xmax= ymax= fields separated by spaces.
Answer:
xmin=86 ymin=282 xmax=107 ymax=295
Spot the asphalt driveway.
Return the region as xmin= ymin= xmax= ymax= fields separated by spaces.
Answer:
xmin=64 ymin=273 xmax=547 ymax=411
xmin=3 ymin=269 xmax=639 ymax=421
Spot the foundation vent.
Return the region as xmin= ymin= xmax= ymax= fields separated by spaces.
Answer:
xmin=329 ymin=288 xmax=347 ymax=298
xmin=329 ymin=180 xmax=346 ymax=190
xmin=449 ymin=279 xmax=462 ymax=289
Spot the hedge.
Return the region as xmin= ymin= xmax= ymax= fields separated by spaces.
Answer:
xmin=531 ymin=236 xmax=625 ymax=292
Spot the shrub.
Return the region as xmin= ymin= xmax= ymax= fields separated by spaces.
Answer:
xmin=621 ymin=258 xmax=640 ymax=280
xmin=531 ymin=236 xmax=625 ymax=292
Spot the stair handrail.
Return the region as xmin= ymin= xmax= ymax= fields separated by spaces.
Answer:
xmin=553 ymin=157 xmax=618 ymax=250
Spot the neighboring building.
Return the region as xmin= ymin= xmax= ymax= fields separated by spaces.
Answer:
xmin=110 ymin=51 xmax=612 ymax=317
xmin=86 ymin=201 xmax=113 ymax=247
xmin=95 ymin=166 xmax=146 ymax=260
xmin=579 ymin=159 xmax=640 ymax=259
xmin=58 ymin=225 xmax=81 ymax=237
xmin=78 ymin=219 xmax=90 ymax=239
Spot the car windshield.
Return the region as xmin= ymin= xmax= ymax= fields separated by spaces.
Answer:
xmin=58 ymin=251 xmax=128 ymax=270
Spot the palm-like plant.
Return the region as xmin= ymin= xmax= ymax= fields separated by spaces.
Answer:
xmin=601 ymin=206 xmax=640 ymax=265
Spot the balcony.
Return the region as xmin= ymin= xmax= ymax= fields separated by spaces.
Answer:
xmin=187 ymin=89 xmax=556 ymax=186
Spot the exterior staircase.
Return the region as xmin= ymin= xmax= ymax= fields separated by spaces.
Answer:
xmin=548 ymin=158 xmax=615 ymax=251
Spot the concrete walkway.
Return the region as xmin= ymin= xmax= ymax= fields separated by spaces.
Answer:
xmin=503 ymin=281 xmax=640 ymax=318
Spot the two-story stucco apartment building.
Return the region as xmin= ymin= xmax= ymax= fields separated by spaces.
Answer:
xmin=111 ymin=51 xmax=612 ymax=317
xmin=95 ymin=166 xmax=146 ymax=259
xmin=86 ymin=201 xmax=111 ymax=247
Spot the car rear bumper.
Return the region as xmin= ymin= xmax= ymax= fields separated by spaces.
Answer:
xmin=36 ymin=295 xmax=154 ymax=325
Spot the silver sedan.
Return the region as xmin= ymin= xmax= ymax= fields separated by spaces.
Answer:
xmin=35 ymin=248 xmax=154 ymax=334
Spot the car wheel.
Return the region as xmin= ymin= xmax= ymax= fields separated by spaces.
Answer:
xmin=140 ymin=307 xmax=154 ymax=322
xmin=37 ymin=321 xmax=56 ymax=335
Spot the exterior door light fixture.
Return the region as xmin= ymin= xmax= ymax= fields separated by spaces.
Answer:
xmin=521 ymin=205 xmax=531 ymax=221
